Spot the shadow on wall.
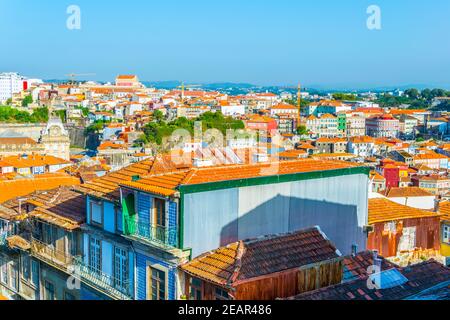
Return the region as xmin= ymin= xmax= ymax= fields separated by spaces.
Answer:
xmin=220 ymin=194 xmax=365 ymax=256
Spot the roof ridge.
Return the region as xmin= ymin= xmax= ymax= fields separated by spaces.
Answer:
xmin=229 ymin=241 xmax=246 ymax=286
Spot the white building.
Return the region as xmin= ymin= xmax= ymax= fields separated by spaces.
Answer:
xmin=0 ymin=72 xmax=27 ymax=102
xmin=221 ymin=104 xmax=246 ymax=116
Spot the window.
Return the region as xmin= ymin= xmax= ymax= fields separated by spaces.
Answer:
xmin=44 ymin=280 xmax=55 ymax=300
xmin=149 ymin=267 xmax=166 ymax=300
xmin=68 ymin=232 xmax=78 ymax=256
xmin=64 ymin=291 xmax=76 ymax=300
xmin=153 ymin=199 xmax=166 ymax=227
xmin=444 ymin=225 xmax=450 ymax=244
xmin=0 ymin=259 xmax=7 ymax=285
xmin=22 ymin=255 xmax=31 ymax=281
xmin=190 ymin=278 xmax=202 ymax=300
xmin=215 ymin=287 xmax=229 ymax=300
xmin=9 ymin=262 xmax=17 ymax=291
xmin=31 ymin=260 xmax=39 ymax=287
xmin=89 ymin=237 xmax=102 ymax=274
xmin=91 ymin=201 xmax=103 ymax=225
xmin=116 ymin=208 xmax=123 ymax=233
xmin=42 ymin=224 xmax=57 ymax=247
xmin=0 ymin=219 xmax=6 ymax=234
xmin=114 ymin=247 xmax=128 ymax=293
xmin=153 ymin=198 xmax=166 ymax=242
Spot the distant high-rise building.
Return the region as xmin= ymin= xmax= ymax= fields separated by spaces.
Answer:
xmin=0 ymin=72 xmax=28 ymax=102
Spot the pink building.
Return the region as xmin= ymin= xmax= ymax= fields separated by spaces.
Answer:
xmin=366 ymin=114 xmax=400 ymax=138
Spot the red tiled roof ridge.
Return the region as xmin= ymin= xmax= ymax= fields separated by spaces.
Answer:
xmin=229 ymin=241 xmax=246 ymax=286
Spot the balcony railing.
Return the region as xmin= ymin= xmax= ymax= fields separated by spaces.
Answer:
xmin=73 ymin=258 xmax=132 ymax=300
xmin=30 ymin=238 xmax=76 ymax=272
xmin=124 ymin=218 xmax=178 ymax=248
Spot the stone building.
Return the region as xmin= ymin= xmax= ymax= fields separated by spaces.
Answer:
xmin=0 ymin=118 xmax=70 ymax=161
xmin=39 ymin=117 xmax=71 ymax=161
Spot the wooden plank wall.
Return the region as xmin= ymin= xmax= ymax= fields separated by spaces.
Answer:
xmin=234 ymin=260 xmax=343 ymax=300
xmin=367 ymin=217 xmax=441 ymax=258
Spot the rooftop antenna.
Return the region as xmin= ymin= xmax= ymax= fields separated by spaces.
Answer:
xmin=297 ymin=82 xmax=302 ymax=126
xmin=65 ymin=73 xmax=96 ymax=85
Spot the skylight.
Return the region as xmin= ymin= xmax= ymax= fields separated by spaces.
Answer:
xmin=368 ymin=269 xmax=408 ymax=290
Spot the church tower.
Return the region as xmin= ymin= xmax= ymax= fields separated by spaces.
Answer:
xmin=39 ymin=117 xmax=71 ymax=161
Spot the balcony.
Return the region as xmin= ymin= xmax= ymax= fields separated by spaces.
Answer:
xmin=124 ymin=218 xmax=178 ymax=248
xmin=73 ymin=258 xmax=132 ymax=300
xmin=30 ymin=238 xmax=76 ymax=272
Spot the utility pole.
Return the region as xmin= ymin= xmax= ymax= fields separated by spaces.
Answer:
xmin=297 ymin=83 xmax=302 ymax=128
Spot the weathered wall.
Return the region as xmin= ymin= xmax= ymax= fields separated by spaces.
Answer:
xmin=0 ymin=123 xmax=46 ymax=140
xmin=367 ymin=217 xmax=441 ymax=257
xmin=0 ymin=123 xmax=86 ymax=148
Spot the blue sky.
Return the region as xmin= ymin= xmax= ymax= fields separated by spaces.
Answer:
xmin=1 ymin=0 xmax=449 ymax=88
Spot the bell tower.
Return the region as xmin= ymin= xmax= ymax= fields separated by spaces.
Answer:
xmin=39 ymin=117 xmax=71 ymax=161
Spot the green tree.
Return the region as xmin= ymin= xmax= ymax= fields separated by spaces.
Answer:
xmin=404 ymin=89 xmax=420 ymax=100
xmin=297 ymin=125 xmax=308 ymax=136
xmin=55 ymin=110 xmax=67 ymax=123
xmin=85 ymin=121 xmax=105 ymax=135
xmin=22 ymin=95 xmax=33 ymax=107
xmin=421 ymin=89 xmax=432 ymax=101
xmin=332 ymin=93 xmax=358 ymax=101
xmin=153 ymin=110 xmax=164 ymax=122
xmin=431 ymin=89 xmax=446 ymax=99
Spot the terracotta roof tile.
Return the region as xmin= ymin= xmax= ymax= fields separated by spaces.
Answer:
xmin=181 ymin=227 xmax=340 ymax=287
xmin=0 ymin=174 xmax=81 ymax=204
xmin=385 ymin=187 xmax=434 ymax=198
xmin=288 ymin=260 xmax=450 ymax=300
xmin=368 ymin=198 xmax=440 ymax=225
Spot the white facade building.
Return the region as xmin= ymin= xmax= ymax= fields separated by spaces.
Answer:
xmin=0 ymin=72 xmax=27 ymax=102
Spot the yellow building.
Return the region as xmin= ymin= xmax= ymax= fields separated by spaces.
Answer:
xmin=438 ymin=201 xmax=450 ymax=264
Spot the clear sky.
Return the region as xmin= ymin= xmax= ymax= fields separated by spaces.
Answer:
xmin=1 ymin=0 xmax=449 ymax=88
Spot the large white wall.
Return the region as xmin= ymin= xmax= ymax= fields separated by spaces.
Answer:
xmin=183 ymin=173 xmax=369 ymax=257
xmin=388 ymin=196 xmax=435 ymax=210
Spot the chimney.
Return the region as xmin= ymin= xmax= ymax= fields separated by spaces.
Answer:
xmin=373 ymin=250 xmax=382 ymax=271
xmin=252 ymin=153 xmax=269 ymax=163
xmin=193 ymin=157 xmax=213 ymax=168
xmin=351 ymin=244 xmax=358 ymax=257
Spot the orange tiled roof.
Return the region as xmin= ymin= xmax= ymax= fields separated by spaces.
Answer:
xmin=180 ymin=227 xmax=340 ymax=287
xmin=311 ymin=153 xmax=356 ymax=159
xmin=277 ymin=150 xmax=307 ymax=158
xmin=78 ymin=157 xmax=364 ymax=199
xmin=384 ymin=187 xmax=434 ymax=198
xmin=370 ymin=171 xmax=385 ymax=181
xmin=121 ymin=171 xmax=190 ymax=197
xmin=181 ymin=159 xmax=360 ymax=186
xmin=117 ymin=75 xmax=137 ymax=80
xmin=271 ymin=103 xmax=298 ymax=110
xmin=1 ymin=155 xmax=70 ymax=168
xmin=438 ymin=201 xmax=450 ymax=221
xmin=368 ymin=198 xmax=440 ymax=225
xmin=316 ymin=137 xmax=347 ymax=143
xmin=414 ymin=152 xmax=448 ymax=160
xmin=297 ymin=142 xmax=317 ymax=150
xmin=0 ymin=137 xmax=37 ymax=145
xmin=350 ymin=136 xmax=375 ymax=144
xmin=320 ymin=113 xmax=337 ymax=119
xmin=74 ymin=159 xmax=155 ymax=200
xmin=26 ymin=187 xmax=85 ymax=230
xmin=0 ymin=174 xmax=81 ymax=204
